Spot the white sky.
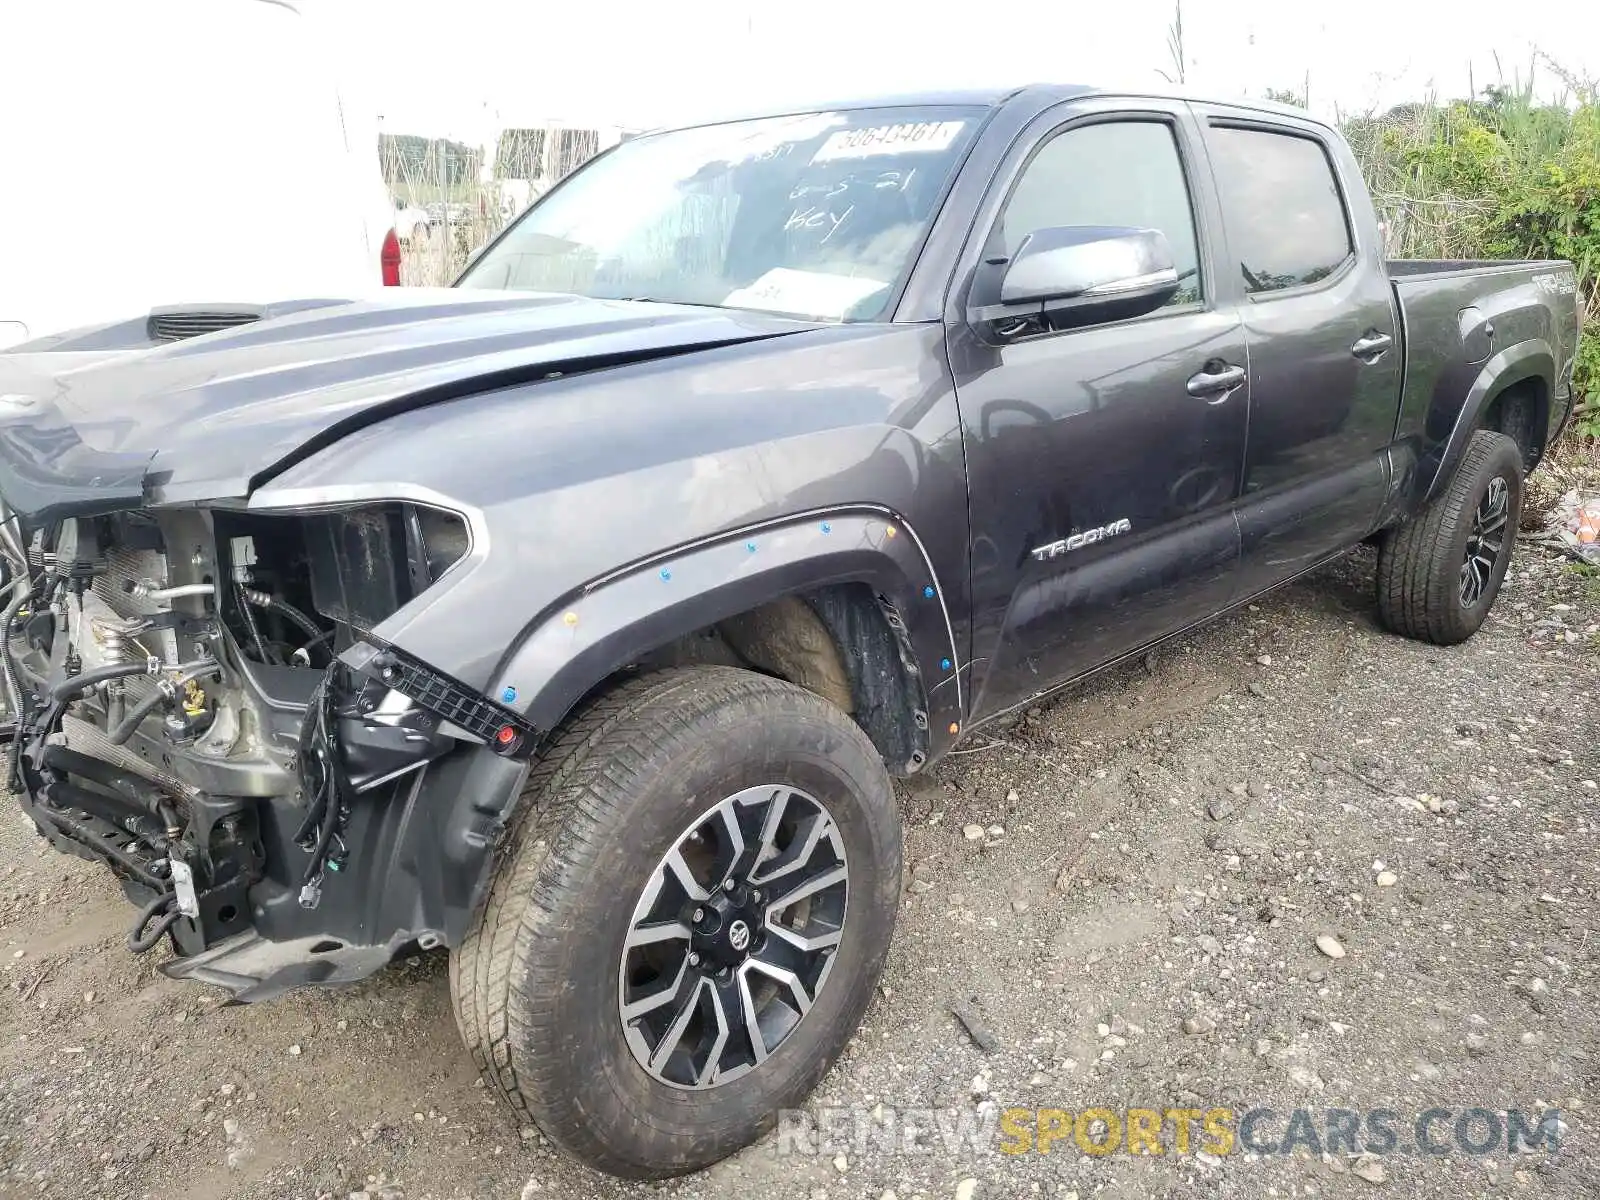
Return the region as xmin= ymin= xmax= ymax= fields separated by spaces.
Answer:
xmin=323 ymin=0 xmax=1600 ymax=143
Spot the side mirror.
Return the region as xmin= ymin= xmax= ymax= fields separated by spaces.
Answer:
xmin=981 ymin=226 xmax=1180 ymax=333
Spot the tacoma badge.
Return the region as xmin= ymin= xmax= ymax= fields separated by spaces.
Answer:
xmin=1031 ymin=518 xmax=1133 ymax=562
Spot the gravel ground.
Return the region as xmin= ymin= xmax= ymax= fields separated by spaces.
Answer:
xmin=3 ymin=540 xmax=1598 ymax=1200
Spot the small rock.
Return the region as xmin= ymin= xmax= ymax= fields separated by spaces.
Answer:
xmin=954 ymin=1180 xmax=978 ymax=1200
xmin=1005 ymin=789 xmax=1019 ymax=805
xmin=1182 ymin=1015 xmax=1215 ymax=1035
xmin=135 ymin=1140 xmax=156 ymax=1163
xmin=222 ymin=1118 xmax=241 ymax=1142
xmin=909 ymin=877 xmax=935 ymax=895
xmin=962 ymin=824 xmax=985 ymax=841
xmin=1376 ymin=871 xmax=1398 ymax=888
xmin=219 ymin=1083 xmax=236 ymax=1097
xmin=1206 ymin=797 xmax=1235 ymax=822
xmin=1197 ymin=1150 xmax=1222 ymax=1167
xmin=833 ymin=1154 xmax=849 ymax=1173
xmin=83 ymin=991 xmax=95 ymax=1004
xmin=287 ymin=1043 xmax=303 ymax=1057
xmin=1466 ymin=1031 xmax=1489 ymax=1057
xmin=1315 ymin=935 xmax=1347 ymax=960
xmin=1256 ymin=654 xmax=1273 ymax=666
xmin=1010 ymin=899 xmax=1029 ymax=914
xmin=952 ymin=1003 xmax=998 ymax=1053
xmin=881 ymin=1192 xmax=898 ymax=1200
xmin=1352 ymin=1155 xmax=1388 ymax=1184
xmin=1196 ymin=934 xmax=1223 ymax=957
xmin=1307 ymin=970 xmax=1327 ymax=983
xmin=1248 ymin=682 xmax=1267 ymax=698
xmin=1289 ymin=1066 xmax=1325 ymax=1090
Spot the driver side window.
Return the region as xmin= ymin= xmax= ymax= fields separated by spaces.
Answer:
xmin=1000 ymin=119 xmax=1202 ymax=308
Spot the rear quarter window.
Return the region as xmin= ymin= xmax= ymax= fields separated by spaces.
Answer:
xmin=1206 ymin=126 xmax=1353 ymax=295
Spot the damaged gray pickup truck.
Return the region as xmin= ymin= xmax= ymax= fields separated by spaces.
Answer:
xmin=0 ymin=84 xmax=1581 ymax=1177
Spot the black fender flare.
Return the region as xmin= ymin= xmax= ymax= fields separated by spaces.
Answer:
xmin=1421 ymin=339 xmax=1553 ymax=503
xmin=489 ymin=506 xmax=966 ymax=765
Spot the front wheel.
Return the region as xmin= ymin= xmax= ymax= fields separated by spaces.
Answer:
xmin=1375 ymin=429 xmax=1524 ymax=644
xmin=451 ymin=666 xmax=902 ymax=1178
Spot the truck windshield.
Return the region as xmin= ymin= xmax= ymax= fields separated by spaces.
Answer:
xmin=457 ymin=107 xmax=984 ymax=322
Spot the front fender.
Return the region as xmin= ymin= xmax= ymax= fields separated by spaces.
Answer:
xmin=491 ymin=507 xmax=965 ymax=764
xmin=1421 ymin=339 xmax=1553 ymax=503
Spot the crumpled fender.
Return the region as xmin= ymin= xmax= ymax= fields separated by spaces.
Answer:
xmin=490 ymin=506 xmax=965 ymax=765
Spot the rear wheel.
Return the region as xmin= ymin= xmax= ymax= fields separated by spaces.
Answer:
xmin=1375 ymin=429 xmax=1523 ymax=644
xmin=451 ymin=666 xmax=901 ymax=1178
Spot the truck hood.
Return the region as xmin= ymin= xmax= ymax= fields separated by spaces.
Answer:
xmin=0 ymin=289 xmax=819 ymax=524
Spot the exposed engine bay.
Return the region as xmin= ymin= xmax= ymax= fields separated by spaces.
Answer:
xmin=0 ymin=499 xmax=529 ymax=979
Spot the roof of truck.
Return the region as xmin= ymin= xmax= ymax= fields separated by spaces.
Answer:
xmin=654 ymin=82 xmax=1332 ymax=135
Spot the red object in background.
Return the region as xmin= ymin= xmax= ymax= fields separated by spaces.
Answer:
xmin=380 ymin=228 xmax=402 ymax=286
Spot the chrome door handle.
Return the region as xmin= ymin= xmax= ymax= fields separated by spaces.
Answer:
xmin=1351 ymin=331 xmax=1394 ymax=361
xmin=1186 ymin=363 xmax=1246 ymax=401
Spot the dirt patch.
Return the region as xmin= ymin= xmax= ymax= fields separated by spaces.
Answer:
xmin=3 ymin=543 xmax=1598 ymax=1200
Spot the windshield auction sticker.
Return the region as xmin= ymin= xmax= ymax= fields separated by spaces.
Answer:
xmin=723 ymin=268 xmax=888 ymax=318
xmin=810 ymin=121 xmax=966 ymax=162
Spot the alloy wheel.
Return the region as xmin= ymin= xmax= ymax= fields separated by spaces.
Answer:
xmin=618 ymin=784 xmax=849 ymax=1089
xmin=1459 ymin=475 xmax=1509 ymax=608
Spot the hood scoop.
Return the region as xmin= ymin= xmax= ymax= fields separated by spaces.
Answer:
xmin=147 ymin=305 xmax=265 ymax=343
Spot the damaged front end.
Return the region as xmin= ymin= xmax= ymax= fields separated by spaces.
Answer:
xmin=2 ymin=493 xmax=533 ymax=1000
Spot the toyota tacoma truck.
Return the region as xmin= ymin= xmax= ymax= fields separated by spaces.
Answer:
xmin=0 ymin=84 xmax=1581 ymax=1177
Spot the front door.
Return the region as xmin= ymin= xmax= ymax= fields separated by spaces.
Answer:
xmin=950 ymin=102 xmax=1250 ymax=723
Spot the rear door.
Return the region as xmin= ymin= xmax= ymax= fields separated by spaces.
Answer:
xmin=948 ymin=98 xmax=1250 ymax=722
xmin=1191 ymin=108 xmax=1403 ymax=595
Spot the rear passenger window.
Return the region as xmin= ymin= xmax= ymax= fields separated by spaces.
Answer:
xmin=1206 ymin=127 xmax=1353 ymax=294
xmin=1000 ymin=121 xmax=1201 ymax=308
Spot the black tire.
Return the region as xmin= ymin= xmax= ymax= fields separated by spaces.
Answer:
xmin=450 ymin=666 xmax=901 ymax=1179
xmin=1375 ymin=429 xmax=1523 ymax=644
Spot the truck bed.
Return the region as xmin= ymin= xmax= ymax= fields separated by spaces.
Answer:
xmin=1389 ymin=256 xmax=1580 ymax=471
